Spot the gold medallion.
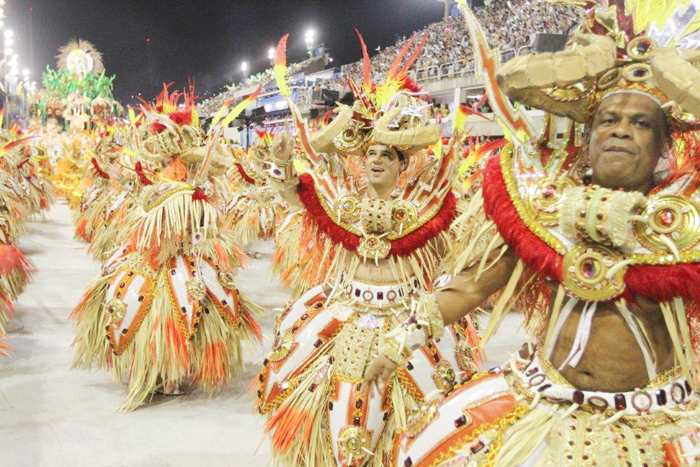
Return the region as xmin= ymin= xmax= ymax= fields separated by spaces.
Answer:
xmin=525 ymin=175 xmax=576 ymax=226
xmin=431 ymin=360 xmax=457 ymax=392
xmin=562 ymin=243 xmax=626 ymax=301
xmin=635 ymin=196 xmax=700 ymax=254
xmin=357 ymin=235 xmax=391 ymax=260
xmin=105 ymin=298 xmax=127 ymax=325
xmin=337 ymin=194 xmax=361 ymax=223
xmin=337 ymin=426 xmax=371 ymax=459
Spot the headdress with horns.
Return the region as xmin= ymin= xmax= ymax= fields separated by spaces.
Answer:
xmin=274 ymin=33 xmax=441 ymax=157
xmin=496 ymin=0 xmax=700 ymax=128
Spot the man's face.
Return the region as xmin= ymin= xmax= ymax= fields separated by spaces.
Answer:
xmin=365 ymin=144 xmax=406 ymax=191
xmin=588 ymin=93 xmax=668 ymax=192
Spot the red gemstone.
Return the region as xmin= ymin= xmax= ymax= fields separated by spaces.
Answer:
xmin=395 ymin=210 xmax=405 ymax=220
xmin=367 ymin=238 xmax=377 ymax=247
xmin=581 ymin=259 xmax=597 ymax=278
xmin=658 ymin=209 xmax=675 ymax=227
xmin=542 ymin=184 xmax=557 ymax=199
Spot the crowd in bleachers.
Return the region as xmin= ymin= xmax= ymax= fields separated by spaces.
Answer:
xmin=198 ymin=56 xmax=320 ymax=118
xmin=198 ymin=0 xmax=583 ymax=117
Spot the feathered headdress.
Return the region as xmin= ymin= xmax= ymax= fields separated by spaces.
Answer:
xmin=137 ymin=83 xmax=259 ymax=179
xmin=56 ymin=39 xmax=104 ymax=76
xmin=273 ymin=32 xmax=440 ymax=158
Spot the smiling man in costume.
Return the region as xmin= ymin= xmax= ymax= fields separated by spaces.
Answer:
xmin=254 ymin=33 xmax=487 ymax=466
xmin=363 ymin=0 xmax=700 ymax=465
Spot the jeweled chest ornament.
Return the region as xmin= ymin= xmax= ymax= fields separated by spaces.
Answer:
xmin=562 ymin=243 xmax=626 ymax=301
xmin=526 ymin=175 xmax=577 ymax=226
xmin=336 ymin=194 xmax=419 ymax=260
xmin=516 ymin=167 xmax=700 ymax=301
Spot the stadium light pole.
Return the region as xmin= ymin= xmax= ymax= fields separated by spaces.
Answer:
xmin=267 ymin=47 xmax=275 ymax=66
xmin=241 ymin=60 xmax=249 ymax=79
xmin=304 ymin=29 xmax=315 ymax=58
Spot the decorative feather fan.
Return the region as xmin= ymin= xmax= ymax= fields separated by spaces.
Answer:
xmin=56 ymin=39 xmax=104 ymax=76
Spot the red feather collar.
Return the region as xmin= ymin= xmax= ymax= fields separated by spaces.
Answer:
xmin=297 ymin=173 xmax=457 ymax=257
xmin=483 ymin=154 xmax=700 ymax=303
xmin=235 ymin=163 xmax=257 ymax=185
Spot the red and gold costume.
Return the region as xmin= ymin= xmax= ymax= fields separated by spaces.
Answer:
xmin=255 ymin=34 xmax=482 ymax=466
xmin=394 ymin=1 xmax=700 ymax=465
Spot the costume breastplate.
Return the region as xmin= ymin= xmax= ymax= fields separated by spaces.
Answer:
xmin=485 ymin=144 xmax=700 ymax=303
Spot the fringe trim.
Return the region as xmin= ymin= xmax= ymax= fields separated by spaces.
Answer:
xmin=482 ymin=155 xmax=562 ymax=281
xmin=88 ymin=195 xmax=135 ymax=262
xmin=71 ymin=260 xmax=261 ymax=411
xmin=73 ymin=185 xmax=112 ymax=243
xmin=225 ymin=199 xmax=283 ymax=246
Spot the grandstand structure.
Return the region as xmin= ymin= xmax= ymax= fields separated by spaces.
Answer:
xmin=197 ymin=0 xmax=583 ymax=145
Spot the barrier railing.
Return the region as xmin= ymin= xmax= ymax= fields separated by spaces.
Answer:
xmin=202 ymin=46 xmax=532 ymax=117
xmin=412 ymin=47 xmax=522 ymax=84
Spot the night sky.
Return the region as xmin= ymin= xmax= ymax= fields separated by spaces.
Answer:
xmin=4 ymin=0 xmax=449 ymax=105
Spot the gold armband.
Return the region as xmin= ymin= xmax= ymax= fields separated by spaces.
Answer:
xmin=266 ymin=158 xmax=298 ymax=189
xmin=560 ymin=185 xmax=647 ymax=250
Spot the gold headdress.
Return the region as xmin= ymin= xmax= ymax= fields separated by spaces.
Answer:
xmin=496 ymin=0 xmax=700 ymax=127
xmin=274 ymin=33 xmax=440 ymax=157
xmin=45 ymin=97 xmax=66 ymax=120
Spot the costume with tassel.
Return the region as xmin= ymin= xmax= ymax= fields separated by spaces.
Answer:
xmin=70 ymin=87 xmax=264 ymax=411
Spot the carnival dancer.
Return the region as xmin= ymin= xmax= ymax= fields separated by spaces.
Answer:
xmin=70 ymin=87 xmax=264 ymax=411
xmin=224 ymin=129 xmax=289 ymax=259
xmin=87 ymin=133 xmax=147 ymax=262
xmin=383 ymin=1 xmax=700 ymax=465
xmin=72 ymin=133 xmax=116 ymax=244
xmin=255 ymin=34 xmax=483 ymax=466
xmin=0 ymin=130 xmax=39 ymax=355
xmin=0 ymin=125 xmax=57 ymax=219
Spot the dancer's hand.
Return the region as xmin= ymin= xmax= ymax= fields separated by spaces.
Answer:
xmin=271 ymin=122 xmax=294 ymax=161
xmin=363 ymin=353 xmax=398 ymax=397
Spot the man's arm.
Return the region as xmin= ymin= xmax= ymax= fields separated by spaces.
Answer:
xmin=436 ymin=246 xmax=518 ymax=325
xmin=277 ymin=182 xmax=302 ymax=208
xmin=363 ymin=247 xmax=518 ymax=392
xmin=269 ymin=130 xmax=303 ymax=208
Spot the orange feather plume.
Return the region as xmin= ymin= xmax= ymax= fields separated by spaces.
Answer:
xmin=355 ymin=29 xmax=373 ymax=93
xmin=274 ymin=34 xmax=292 ymax=98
